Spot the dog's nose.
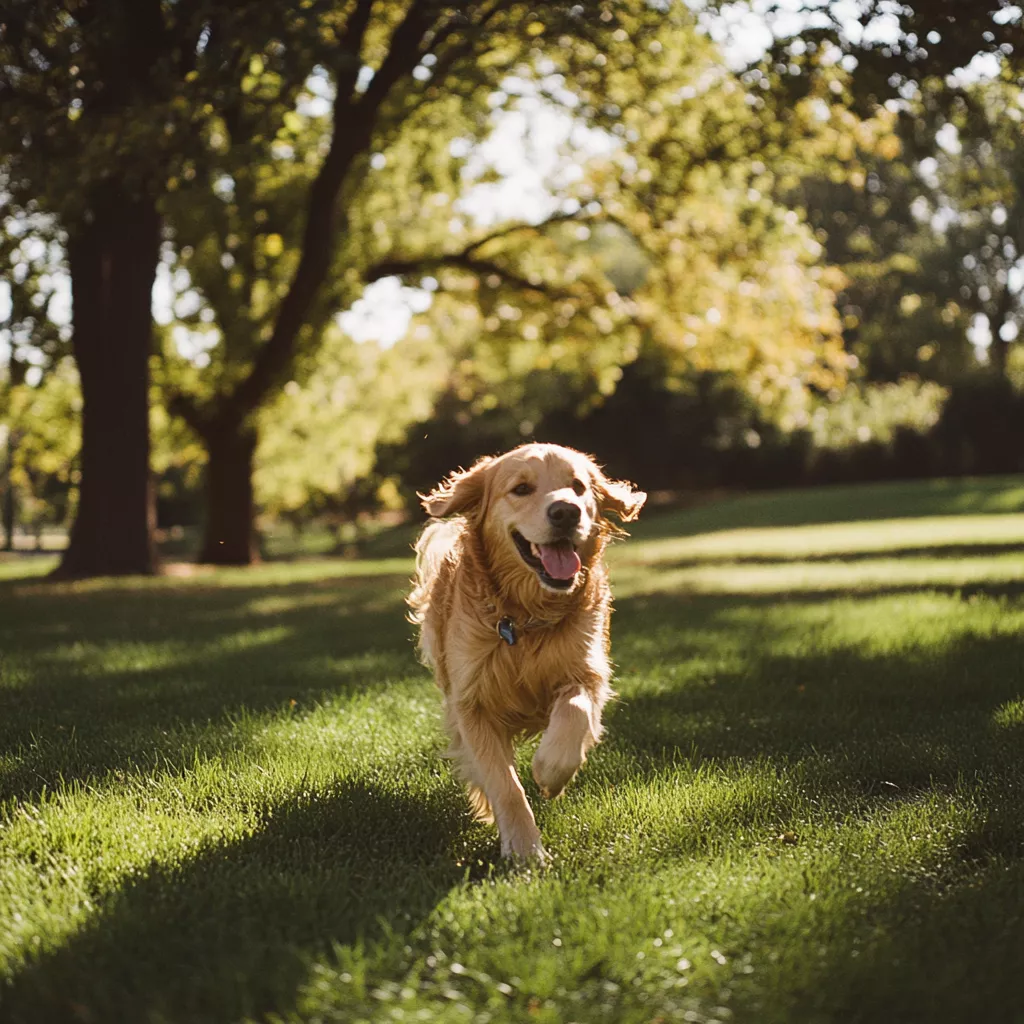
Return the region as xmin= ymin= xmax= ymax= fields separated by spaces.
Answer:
xmin=547 ymin=500 xmax=581 ymax=532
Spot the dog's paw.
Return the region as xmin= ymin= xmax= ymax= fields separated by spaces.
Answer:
xmin=500 ymin=825 xmax=547 ymax=863
xmin=532 ymin=747 xmax=581 ymax=800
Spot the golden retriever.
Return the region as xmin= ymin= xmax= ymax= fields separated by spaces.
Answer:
xmin=408 ymin=443 xmax=646 ymax=860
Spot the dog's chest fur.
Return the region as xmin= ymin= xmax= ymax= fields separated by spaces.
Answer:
xmin=463 ymin=616 xmax=607 ymax=733
xmin=418 ymin=529 xmax=611 ymax=736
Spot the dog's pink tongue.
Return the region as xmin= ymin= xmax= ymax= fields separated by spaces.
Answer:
xmin=538 ymin=541 xmax=581 ymax=580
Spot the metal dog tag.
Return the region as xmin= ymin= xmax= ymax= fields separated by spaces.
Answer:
xmin=497 ymin=616 xmax=517 ymax=646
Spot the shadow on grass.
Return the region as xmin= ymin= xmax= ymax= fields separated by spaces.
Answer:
xmin=621 ymin=578 xmax=1024 ymax=606
xmin=3 ymin=557 xmax=1024 ymax=1022
xmin=0 ymin=572 xmax=421 ymax=806
xmin=608 ymin=587 xmax=1024 ymax=782
xmin=816 ymin=858 xmax=1024 ymax=1024
xmin=584 ymin=588 xmax=1024 ymax=1021
xmin=0 ymin=777 xmax=477 ymax=1024
xmin=628 ymin=475 xmax=1024 ymax=542
xmin=643 ymin=540 xmax=1024 ymax=570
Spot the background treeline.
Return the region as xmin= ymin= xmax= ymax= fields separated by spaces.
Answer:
xmin=1 ymin=1 xmax=1021 ymax=567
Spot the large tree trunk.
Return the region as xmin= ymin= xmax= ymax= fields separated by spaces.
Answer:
xmin=55 ymin=194 xmax=161 ymax=578
xmin=990 ymin=331 xmax=1010 ymax=378
xmin=1 ymin=429 xmax=15 ymax=552
xmin=3 ymin=348 xmax=23 ymax=553
xmin=198 ymin=423 xmax=260 ymax=566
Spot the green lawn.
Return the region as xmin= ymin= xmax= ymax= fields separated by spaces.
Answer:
xmin=2 ymin=476 xmax=1024 ymax=1023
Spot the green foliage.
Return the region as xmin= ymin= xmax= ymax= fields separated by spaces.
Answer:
xmin=0 ymin=196 xmax=69 ymax=383
xmin=807 ymin=378 xmax=948 ymax=450
xmin=6 ymin=357 xmax=79 ymax=482
xmin=2 ymin=356 xmax=80 ymax=535
xmin=0 ymin=1 xmax=336 ymax=217
xmin=366 ymin=23 xmax=913 ymax=504
xmin=753 ymin=0 xmax=1022 ymax=114
xmin=6 ymin=0 xmax=1023 ymax=538
xmin=771 ymin=31 xmax=1023 ymax=384
xmin=922 ymin=72 xmax=1024 ymax=371
xmin=3 ymin=480 xmax=1024 ymax=1020
xmin=253 ymin=327 xmax=450 ymax=518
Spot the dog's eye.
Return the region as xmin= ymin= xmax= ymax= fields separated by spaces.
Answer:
xmin=572 ymin=479 xmax=587 ymax=496
xmin=511 ymin=482 xmax=534 ymax=497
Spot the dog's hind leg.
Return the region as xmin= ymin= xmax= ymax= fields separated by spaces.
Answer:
xmin=444 ymin=723 xmax=495 ymax=824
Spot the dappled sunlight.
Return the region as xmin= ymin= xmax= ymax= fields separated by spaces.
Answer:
xmin=628 ymin=478 xmax=1024 ymax=544
xmin=3 ymin=483 xmax=1024 ymax=1021
xmin=0 ymin=678 xmax=453 ymax=1019
xmin=242 ymin=591 xmax=348 ymax=617
xmin=992 ymin=699 xmax=1024 ymax=729
xmin=289 ymin=769 xmax=1011 ymax=1024
xmin=610 ymin=506 xmax=1024 ymax=600
xmin=5 ymin=0 xmax=1024 ymax=1013
xmin=0 ymin=556 xmax=56 ymax=582
xmin=0 ymin=566 xmax=426 ymax=813
xmin=614 ymin=550 xmax=1024 ymax=599
xmin=617 ymin=513 xmax=1024 ymax=567
xmin=1 ymin=771 xmax=475 ymax=1023
xmin=614 ymin=589 xmax=1024 ymax=684
xmin=4 ymin=556 xmax=415 ymax=597
xmin=28 ymin=626 xmax=292 ymax=675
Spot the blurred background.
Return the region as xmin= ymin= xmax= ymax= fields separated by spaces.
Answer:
xmin=1 ymin=0 xmax=1021 ymax=574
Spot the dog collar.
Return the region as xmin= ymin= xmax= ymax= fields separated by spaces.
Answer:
xmin=495 ymin=614 xmax=559 ymax=645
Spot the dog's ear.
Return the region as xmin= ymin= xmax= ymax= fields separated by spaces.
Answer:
xmin=593 ymin=468 xmax=646 ymax=524
xmin=420 ymin=456 xmax=496 ymax=519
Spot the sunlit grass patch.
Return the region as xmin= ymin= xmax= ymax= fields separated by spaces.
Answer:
xmin=992 ymin=699 xmax=1024 ymax=729
xmin=1 ymin=475 xmax=1023 ymax=1023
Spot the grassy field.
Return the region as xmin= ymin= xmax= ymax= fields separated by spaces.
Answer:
xmin=2 ymin=476 xmax=1024 ymax=1023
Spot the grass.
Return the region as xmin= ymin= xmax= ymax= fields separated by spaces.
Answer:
xmin=1 ymin=475 xmax=1024 ymax=1023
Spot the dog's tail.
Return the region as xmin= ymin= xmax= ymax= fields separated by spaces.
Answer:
xmin=407 ymin=520 xmax=463 ymax=667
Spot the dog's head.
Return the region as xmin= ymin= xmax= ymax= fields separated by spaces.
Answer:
xmin=421 ymin=444 xmax=646 ymax=595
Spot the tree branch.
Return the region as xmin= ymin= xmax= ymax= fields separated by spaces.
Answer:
xmin=334 ymin=0 xmax=376 ymax=106
xmin=391 ymin=0 xmax=516 ymax=127
xmin=355 ymin=0 xmax=437 ymax=120
xmin=366 ymin=252 xmax=585 ymax=299
xmin=364 ymin=207 xmax=631 ymax=288
xmin=216 ymin=0 xmax=441 ymax=428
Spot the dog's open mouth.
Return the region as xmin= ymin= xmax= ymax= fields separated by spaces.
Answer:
xmin=511 ymin=530 xmax=581 ymax=590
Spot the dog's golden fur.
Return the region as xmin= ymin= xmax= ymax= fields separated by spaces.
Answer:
xmin=408 ymin=443 xmax=645 ymax=859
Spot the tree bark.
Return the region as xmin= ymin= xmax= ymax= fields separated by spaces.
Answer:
xmin=990 ymin=332 xmax=1010 ymax=377
xmin=1 ymin=428 xmax=15 ymax=552
xmin=988 ymin=282 xmax=1016 ymax=379
xmin=198 ymin=424 xmax=260 ymax=566
xmin=167 ymin=1 xmax=469 ymax=567
xmin=55 ymin=193 xmax=161 ymax=578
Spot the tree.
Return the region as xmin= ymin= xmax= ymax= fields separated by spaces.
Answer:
xmin=0 ymin=195 xmax=68 ymax=550
xmin=925 ymin=73 xmax=1024 ymax=376
xmin=373 ymin=35 xmax=913 ymax=494
xmin=156 ymin=0 xmax=717 ymax=564
xmin=1 ymin=2 xmax=180 ymax=574
xmin=776 ymin=84 xmax=977 ymax=385
xmin=753 ymin=0 xmax=1021 ymax=111
xmin=252 ymin=325 xmax=450 ymax=528
xmin=0 ymin=0 xmax=371 ymax=575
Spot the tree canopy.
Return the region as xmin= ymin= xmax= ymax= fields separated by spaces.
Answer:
xmin=2 ymin=0 xmax=1023 ymax=562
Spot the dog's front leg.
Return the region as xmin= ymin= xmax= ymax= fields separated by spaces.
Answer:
xmin=455 ymin=703 xmax=545 ymax=861
xmin=532 ymin=682 xmax=607 ymax=800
